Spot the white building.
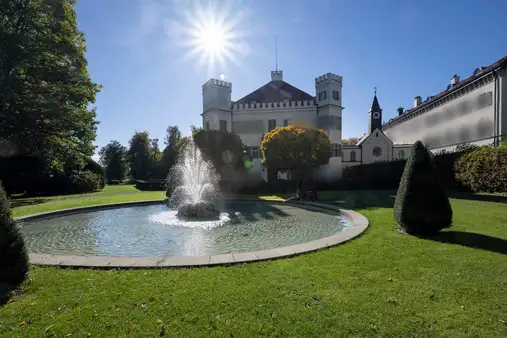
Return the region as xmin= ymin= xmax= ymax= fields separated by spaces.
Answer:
xmin=383 ymin=55 xmax=507 ymax=152
xmin=201 ymin=69 xmax=413 ymax=182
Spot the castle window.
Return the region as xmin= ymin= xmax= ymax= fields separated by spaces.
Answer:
xmin=219 ymin=120 xmax=227 ymax=132
xmin=399 ymin=150 xmax=405 ymax=159
xmin=350 ymin=151 xmax=356 ymax=161
xmin=283 ymin=119 xmax=289 ymax=127
xmin=333 ymin=90 xmax=340 ymax=100
xmin=331 ymin=143 xmax=341 ymax=157
xmin=205 ymin=121 xmax=210 ymax=130
xmin=250 ymin=147 xmax=260 ymax=159
xmin=268 ymin=119 xmax=276 ymax=131
xmin=318 ymin=91 xmax=327 ymax=101
xmin=376 ymin=131 xmax=379 ymax=137
xmin=372 ymin=146 xmax=382 ymax=157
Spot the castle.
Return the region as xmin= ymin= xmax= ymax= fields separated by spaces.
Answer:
xmin=201 ymin=69 xmax=412 ymax=182
xmin=201 ymin=54 xmax=507 ymax=182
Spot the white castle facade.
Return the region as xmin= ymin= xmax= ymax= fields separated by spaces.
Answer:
xmin=201 ymin=69 xmax=411 ymax=182
xmin=201 ymin=54 xmax=507 ymax=182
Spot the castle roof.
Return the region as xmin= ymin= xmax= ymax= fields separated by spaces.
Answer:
xmin=383 ymin=54 xmax=507 ymax=129
xmin=235 ymin=80 xmax=315 ymax=104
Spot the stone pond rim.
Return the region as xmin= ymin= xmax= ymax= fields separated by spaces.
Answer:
xmin=15 ymin=198 xmax=369 ymax=268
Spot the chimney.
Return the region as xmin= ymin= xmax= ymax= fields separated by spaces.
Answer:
xmin=413 ymin=96 xmax=422 ymax=108
xmin=397 ymin=106 xmax=404 ymax=116
xmin=450 ymin=74 xmax=460 ymax=86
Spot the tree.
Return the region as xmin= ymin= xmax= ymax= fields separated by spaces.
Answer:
xmin=261 ymin=126 xmax=331 ymax=198
xmin=261 ymin=126 xmax=331 ymax=171
xmin=394 ymin=140 xmax=453 ymax=235
xmin=98 ymin=141 xmax=128 ymax=182
xmin=342 ymin=137 xmax=359 ymax=146
xmin=0 ymin=181 xmax=29 ymax=302
xmin=127 ymin=132 xmax=152 ymax=181
xmin=164 ymin=126 xmax=181 ymax=147
xmin=0 ymin=0 xmax=101 ymax=171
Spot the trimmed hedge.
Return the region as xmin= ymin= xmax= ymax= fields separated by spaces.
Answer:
xmin=0 ymin=155 xmax=105 ymax=196
xmin=136 ymin=179 xmax=166 ymax=191
xmin=0 ymin=181 xmax=29 ymax=302
xmin=455 ymin=146 xmax=507 ymax=193
xmin=341 ymin=150 xmax=470 ymax=191
xmin=393 ymin=141 xmax=453 ymax=235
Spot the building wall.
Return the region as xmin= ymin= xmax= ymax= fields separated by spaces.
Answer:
xmin=360 ymin=130 xmax=393 ymax=164
xmin=500 ymin=71 xmax=507 ymax=142
xmin=383 ymin=79 xmax=497 ymax=152
xmin=231 ymin=102 xmax=318 ymax=147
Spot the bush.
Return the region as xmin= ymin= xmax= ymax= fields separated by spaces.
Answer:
xmin=455 ymin=146 xmax=507 ymax=193
xmin=108 ymin=180 xmax=121 ymax=185
xmin=136 ymin=179 xmax=166 ymax=191
xmin=393 ymin=141 xmax=453 ymax=235
xmin=342 ymin=149 xmax=470 ymax=191
xmin=67 ymin=170 xmax=102 ymax=193
xmin=84 ymin=158 xmax=105 ymax=189
xmin=0 ymin=181 xmax=29 ymax=302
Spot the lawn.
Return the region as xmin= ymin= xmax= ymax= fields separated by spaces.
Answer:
xmin=1 ymin=190 xmax=506 ymax=337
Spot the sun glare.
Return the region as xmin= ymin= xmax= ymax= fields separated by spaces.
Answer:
xmin=167 ymin=2 xmax=251 ymax=78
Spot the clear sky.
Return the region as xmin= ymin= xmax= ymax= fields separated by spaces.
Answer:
xmin=76 ymin=0 xmax=507 ymax=158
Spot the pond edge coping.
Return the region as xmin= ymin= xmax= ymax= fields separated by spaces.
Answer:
xmin=15 ymin=198 xmax=369 ymax=268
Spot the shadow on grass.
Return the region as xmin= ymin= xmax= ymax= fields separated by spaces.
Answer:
xmin=447 ymin=192 xmax=507 ymax=204
xmin=9 ymin=198 xmax=50 ymax=208
xmin=421 ymin=231 xmax=507 ymax=255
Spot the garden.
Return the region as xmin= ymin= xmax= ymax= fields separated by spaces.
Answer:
xmin=1 ymin=1 xmax=507 ymax=337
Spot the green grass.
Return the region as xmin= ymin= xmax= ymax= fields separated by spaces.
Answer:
xmin=1 ymin=190 xmax=507 ymax=337
xmin=9 ymin=184 xmax=143 ymax=207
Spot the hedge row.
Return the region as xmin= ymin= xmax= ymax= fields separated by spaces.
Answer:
xmin=0 ymin=155 xmax=105 ymax=196
xmin=340 ymin=150 xmax=470 ymax=191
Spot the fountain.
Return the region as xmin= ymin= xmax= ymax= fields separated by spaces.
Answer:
xmin=166 ymin=137 xmax=221 ymax=220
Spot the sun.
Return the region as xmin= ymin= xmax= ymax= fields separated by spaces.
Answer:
xmin=196 ymin=23 xmax=228 ymax=56
xmin=167 ymin=2 xmax=251 ymax=78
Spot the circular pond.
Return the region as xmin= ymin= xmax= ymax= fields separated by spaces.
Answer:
xmin=19 ymin=201 xmax=350 ymax=258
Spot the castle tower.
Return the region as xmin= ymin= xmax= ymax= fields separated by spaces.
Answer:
xmin=368 ymin=89 xmax=382 ymax=133
xmin=202 ymin=78 xmax=232 ymax=132
xmin=315 ymin=73 xmax=343 ymax=143
xmin=315 ymin=73 xmax=344 ymax=181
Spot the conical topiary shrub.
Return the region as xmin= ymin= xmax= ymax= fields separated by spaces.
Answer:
xmin=394 ymin=141 xmax=453 ymax=235
xmin=0 ymin=181 xmax=29 ymax=302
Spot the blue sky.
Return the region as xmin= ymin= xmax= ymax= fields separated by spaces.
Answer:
xmin=76 ymin=0 xmax=507 ymax=157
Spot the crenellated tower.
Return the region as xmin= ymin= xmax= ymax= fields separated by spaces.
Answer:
xmin=202 ymin=78 xmax=232 ymax=132
xmin=315 ymin=73 xmax=343 ymax=144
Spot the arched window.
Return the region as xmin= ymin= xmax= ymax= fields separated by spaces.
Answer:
xmin=350 ymin=151 xmax=356 ymax=161
xmin=399 ymin=150 xmax=405 ymax=159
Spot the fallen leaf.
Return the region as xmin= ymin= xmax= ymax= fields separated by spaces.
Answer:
xmin=7 ymin=298 xmax=15 ymax=304
xmin=127 ymin=328 xmax=133 ymax=333
xmin=157 ymin=319 xmax=163 ymax=324
xmin=19 ymin=322 xmax=27 ymax=327
xmin=87 ymin=333 xmax=92 ymax=337
xmin=31 ymin=301 xmax=38 ymax=305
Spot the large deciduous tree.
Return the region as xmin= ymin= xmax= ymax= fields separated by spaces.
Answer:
xmin=0 ymin=0 xmax=101 ymax=171
xmin=394 ymin=140 xmax=453 ymax=235
xmin=127 ymin=132 xmax=152 ymax=181
xmin=161 ymin=126 xmax=182 ymax=176
xmin=261 ymin=126 xmax=331 ymax=172
xmin=261 ymin=126 xmax=331 ymax=197
xmin=98 ymin=141 xmax=128 ymax=182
